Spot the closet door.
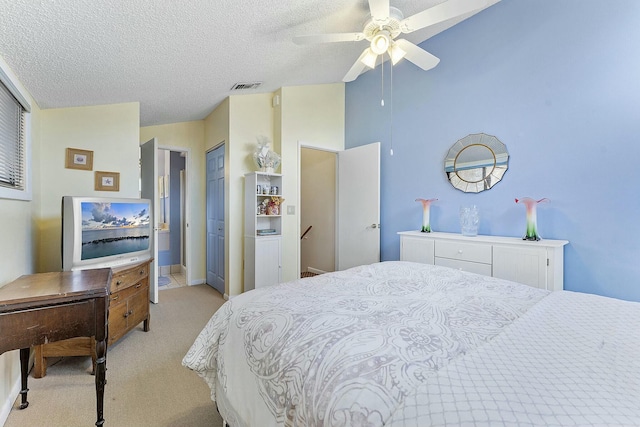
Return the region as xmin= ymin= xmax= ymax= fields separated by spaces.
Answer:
xmin=206 ymin=145 xmax=225 ymax=295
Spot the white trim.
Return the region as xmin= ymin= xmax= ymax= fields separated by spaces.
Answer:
xmin=298 ymin=142 xmax=340 ymax=273
xmin=0 ymin=55 xmax=32 ymax=201
xmin=0 ymin=373 xmax=21 ymax=426
xmin=0 ymin=56 xmax=31 ymax=112
xmin=157 ymin=144 xmax=193 ymax=293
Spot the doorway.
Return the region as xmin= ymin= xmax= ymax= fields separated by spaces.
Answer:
xmin=299 ymin=142 xmax=381 ymax=278
xmin=300 ymin=147 xmax=337 ymax=276
xmin=156 ymin=149 xmax=188 ymax=290
xmin=140 ymin=138 xmax=193 ymax=303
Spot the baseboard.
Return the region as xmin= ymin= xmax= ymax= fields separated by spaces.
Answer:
xmin=308 ymin=267 xmax=327 ymax=275
xmin=0 ymin=375 xmax=20 ymax=427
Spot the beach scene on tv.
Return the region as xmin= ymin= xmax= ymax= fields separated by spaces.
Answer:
xmin=81 ymin=202 xmax=151 ymax=260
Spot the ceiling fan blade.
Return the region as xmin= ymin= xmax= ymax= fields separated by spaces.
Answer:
xmin=343 ymin=50 xmax=370 ymax=82
xmin=400 ymin=0 xmax=488 ymax=34
xmin=368 ymin=0 xmax=390 ymax=23
xmin=394 ymin=39 xmax=440 ymax=71
xmin=293 ymin=32 xmax=365 ymax=45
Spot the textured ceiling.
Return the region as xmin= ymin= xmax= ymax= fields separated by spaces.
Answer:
xmin=0 ymin=0 xmax=498 ymax=127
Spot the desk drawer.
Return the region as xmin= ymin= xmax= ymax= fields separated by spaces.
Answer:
xmin=434 ymin=240 xmax=492 ymax=264
xmin=0 ymin=300 xmax=95 ymax=351
xmin=111 ymin=263 xmax=148 ymax=293
xmin=435 ymin=257 xmax=492 ymax=276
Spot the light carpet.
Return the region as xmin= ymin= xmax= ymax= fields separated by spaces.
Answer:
xmin=4 ymin=284 xmax=225 ymax=427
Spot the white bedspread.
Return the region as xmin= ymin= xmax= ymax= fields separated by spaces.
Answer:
xmin=184 ymin=262 xmax=541 ymax=425
xmin=386 ymin=290 xmax=640 ymax=426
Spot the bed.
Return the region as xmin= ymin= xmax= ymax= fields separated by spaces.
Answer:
xmin=183 ymin=261 xmax=640 ymax=426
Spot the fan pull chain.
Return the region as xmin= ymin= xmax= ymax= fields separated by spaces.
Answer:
xmin=389 ymin=57 xmax=394 ymax=156
xmin=380 ymin=54 xmax=384 ymax=107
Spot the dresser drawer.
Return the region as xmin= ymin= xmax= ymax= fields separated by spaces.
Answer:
xmin=435 ymin=257 xmax=493 ymax=276
xmin=434 ymin=240 xmax=492 ymax=264
xmin=110 ymin=263 xmax=149 ymax=293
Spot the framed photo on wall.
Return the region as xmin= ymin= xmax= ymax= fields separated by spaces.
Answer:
xmin=95 ymin=171 xmax=120 ymax=192
xmin=65 ymin=148 xmax=94 ymax=171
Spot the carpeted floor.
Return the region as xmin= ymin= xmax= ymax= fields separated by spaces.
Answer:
xmin=4 ymin=284 xmax=225 ymax=427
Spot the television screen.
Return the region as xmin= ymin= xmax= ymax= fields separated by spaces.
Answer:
xmin=80 ymin=201 xmax=151 ymax=261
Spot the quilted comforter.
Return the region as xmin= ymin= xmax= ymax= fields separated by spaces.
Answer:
xmin=183 ymin=261 xmax=640 ymax=426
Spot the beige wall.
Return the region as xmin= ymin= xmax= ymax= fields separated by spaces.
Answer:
xmin=278 ymin=83 xmax=345 ymax=282
xmin=0 ymin=197 xmax=36 ymax=423
xmin=0 ymin=58 xmax=40 ymax=423
xmin=37 ymin=102 xmax=141 ymax=273
xmin=228 ymin=94 xmax=274 ymax=296
xmin=140 ymin=121 xmax=206 ymax=284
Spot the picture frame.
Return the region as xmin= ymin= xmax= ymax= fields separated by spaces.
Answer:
xmin=95 ymin=171 xmax=120 ymax=192
xmin=65 ymin=148 xmax=94 ymax=171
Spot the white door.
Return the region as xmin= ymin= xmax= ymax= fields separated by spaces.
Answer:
xmin=337 ymin=142 xmax=381 ymax=270
xmin=140 ymin=138 xmax=159 ymax=304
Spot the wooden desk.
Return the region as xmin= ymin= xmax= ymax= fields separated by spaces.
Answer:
xmin=0 ymin=269 xmax=110 ymax=427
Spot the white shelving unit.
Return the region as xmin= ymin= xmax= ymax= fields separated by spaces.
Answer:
xmin=244 ymin=172 xmax=283 ymax=291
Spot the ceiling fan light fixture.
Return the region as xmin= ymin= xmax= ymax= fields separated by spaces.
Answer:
xmin=360 ymin=48 xmax=378 ymax=69
xmin=370 ymin=31 xmax=391 ymax=55
xmin=388 ymin=42 xmax=406 ymax=65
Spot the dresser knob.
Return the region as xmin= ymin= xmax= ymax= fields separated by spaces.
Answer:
xmin=139 ymin=270 xmax=144 ymax=275
xmin=116 ymin=280 xmax=122 ymax=286
xmin=458 ymin=249 xmax=463 ymax=254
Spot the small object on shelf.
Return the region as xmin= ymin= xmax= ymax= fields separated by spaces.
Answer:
xmin=416 ymin=198 xmax=437 ymax=233
xmin=252 ymin=136 xmax=281 ymax=173
xmin=267 ymin=195 xmax=284 ymax=216
xmin=270 ymin=186 xmax=279 ymax=195
xmin=515 ymin=197 xmax=549 ymax=241
xmin=257 ymin=229 xmax=277 ymax=236
xmin=460 ymin=205 xmax=479 ymax=237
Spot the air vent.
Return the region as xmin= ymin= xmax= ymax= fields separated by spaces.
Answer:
xmin=230 ymin=82 xmax=262 ymax=91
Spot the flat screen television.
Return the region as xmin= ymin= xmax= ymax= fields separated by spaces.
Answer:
xmin=62 ymin=196 xmax=152 ymax=271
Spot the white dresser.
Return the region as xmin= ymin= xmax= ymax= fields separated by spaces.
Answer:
xmin=398 ymin=231 xmax=569 ymax=291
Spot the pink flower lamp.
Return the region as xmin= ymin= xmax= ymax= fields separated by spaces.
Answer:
xmin=515 ymin=197 xmax=549 ymax=241
xmin=416 ymin=198 xmax=437 ymax=232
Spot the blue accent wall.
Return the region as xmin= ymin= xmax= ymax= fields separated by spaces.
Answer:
xmin=345 ymin=0 xmax=640 ymax=301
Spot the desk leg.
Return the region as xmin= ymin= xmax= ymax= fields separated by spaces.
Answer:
xmin=19 ymin=348 xmax=29 ymax=409
xmin=94 ymin=338 xmax=106 ymax=427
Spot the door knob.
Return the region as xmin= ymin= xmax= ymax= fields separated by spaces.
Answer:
xmin=370 ymin=224 xmax=380 ymax=229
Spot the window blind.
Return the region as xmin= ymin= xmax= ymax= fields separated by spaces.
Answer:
xmin=0 ymin=80 xmax=25 ymax=190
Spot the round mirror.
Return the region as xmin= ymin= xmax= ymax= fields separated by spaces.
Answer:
xmin=444 ymin=133 xmax=509 ymax=193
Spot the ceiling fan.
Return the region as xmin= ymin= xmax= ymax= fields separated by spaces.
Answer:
xmin=294 ymin=0 xmax=488 ymax=82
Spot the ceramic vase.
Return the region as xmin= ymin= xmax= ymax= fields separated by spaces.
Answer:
xmin=416 ymin=198 xmax=437 ymax=232
xmin=515 ymin=197 xmax=549 ymax=241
